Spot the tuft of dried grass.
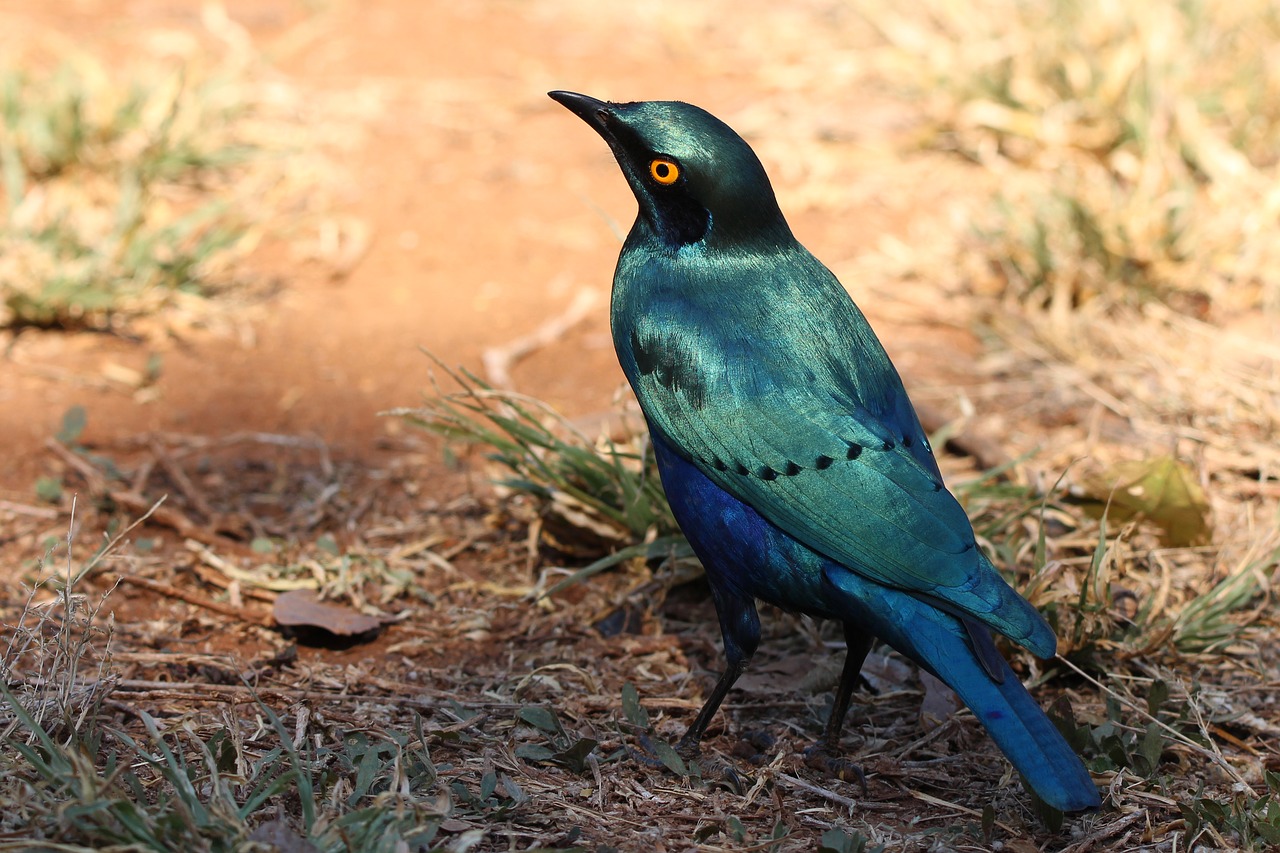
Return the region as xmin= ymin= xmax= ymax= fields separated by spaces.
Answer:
xmin=0 ymin=20 xmax=358 ymax=333
xmin=856 ymin=0 xmax=1280 ymax=314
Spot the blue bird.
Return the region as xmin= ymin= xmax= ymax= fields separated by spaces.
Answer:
xmin=549 ymin=90 xmax=1099 ymax=813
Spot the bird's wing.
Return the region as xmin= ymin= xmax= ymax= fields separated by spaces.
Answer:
xmin=626 ymin=305 xmax=1054 ymax=655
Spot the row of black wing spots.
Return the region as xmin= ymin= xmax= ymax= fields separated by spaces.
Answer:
xmin=706 ymin=455 xmax=807 ymax=480
xmin=705 ymin=436 xmax=932 ymax=482
xmin=753 ymin=462 xmax=803 ymax=481
xmin=875 ymin=430 xmax=945 ymax=492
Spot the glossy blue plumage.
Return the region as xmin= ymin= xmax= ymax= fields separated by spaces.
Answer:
xmin=550 ymin=90 xmax=1099 ymax=813
xmin=652 ymin=429 xmax=1098 ymax=812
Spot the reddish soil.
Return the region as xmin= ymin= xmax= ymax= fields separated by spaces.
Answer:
xmin=0 ymin=4 xmax=1084 ymax=849
xmin=1 ymin=0 xmax=976 ymax=499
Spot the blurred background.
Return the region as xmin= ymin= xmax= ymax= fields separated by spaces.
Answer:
xmin=2 ymin=1 xmax=1278 ymax=849
xmin=4 ymin=1 xmax=1278 ymax=508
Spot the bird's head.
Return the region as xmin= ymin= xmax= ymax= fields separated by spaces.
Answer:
xmin=549 ymin=91 xmax=791 ymax=251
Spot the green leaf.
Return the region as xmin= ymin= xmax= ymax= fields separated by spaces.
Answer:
xmin=1146 ymin=679 xmax=1169 ymax=717
xmin=56 ymin=404 xmax=87 ymax=444
xmin=35 ymin=475 xmax=63 ymax=503
xmin=651 ymin=738 xmax=687 ymax=776
xmin=514 ymin=744 xmax=555 ymax=763
xmin=819 ymin=828 xmax=862 ymax=853
xmin=621 ymin=683 xmax=650 ymax=730
xmin=770 ymin=819 xmax=790 ymax=847
xmin=1077 ymin=455 xmax=1211 ymax=546
xmin=552 ymin=737 xmax=598 ymax=774
xmin=500 ymin=773 xmax=526 ymax=804
xmin=1135 ymin=722 xmax=1165 ymax=777
xmin=516 ymin=706 xmax=560 ymax=734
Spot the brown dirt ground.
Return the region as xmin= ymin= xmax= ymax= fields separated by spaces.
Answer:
xmin=2 ymin=2 xmax=1269 ymax=851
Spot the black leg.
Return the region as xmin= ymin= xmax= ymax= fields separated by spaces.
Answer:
xmin=677 ymin=656 xmax=749 ymax=751
xmin=805 ymin=622 xmax=873 ymax=792
xmin=677 ymin=582 xmax=760 ymax=753
xmin=824 ymin=623 xmax=874 ymax=749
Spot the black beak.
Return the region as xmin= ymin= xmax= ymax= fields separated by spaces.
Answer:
xmin=548 ymin=90 xmax=613 ymax=135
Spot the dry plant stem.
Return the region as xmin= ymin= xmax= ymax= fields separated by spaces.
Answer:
xmin=73 ymin=497 xmax=167 ymax=584
xmin=44 ymin=438 xmax=227 ymax=548
xmin=0 ymin=500 xmax=60 ymax=519
xmin=908 ymin=789 xmax=1018 ymax=834
xmin=1053 ymin=654 xmax=1254 ymax=792
xmin=150 ymin=438 xmax=218 ymax=521
xmin=773 ymin=772 xmax=858 ymax=811
xmin=188 ymin=561 xmax=278 ymax=603
xmin=116 ymin=575 xmax=271 ymax=626
xmin=108 ymin=490 xmax=232 ymax=546
xmin=1058 ymin=811 xmax=1150 ymax=853
xmin=60 ymin=498 xmax=78 ymax=710
xmin=481 ymin=288 xmax=599 ymax=389
xmin=71 ymin=677 xmax=527 ymax=711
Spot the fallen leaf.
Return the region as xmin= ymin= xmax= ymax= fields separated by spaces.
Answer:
xmin=273 ymin=589 xmax=383 ymax=638
xmin=1075 ymin=455 xmax=1212 ymax=546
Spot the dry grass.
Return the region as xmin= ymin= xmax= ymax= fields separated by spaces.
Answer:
xmin=0 ymin=17 xmax=359 ymax=333
xmin=2 ymin=0 xmax=1280 ymax=850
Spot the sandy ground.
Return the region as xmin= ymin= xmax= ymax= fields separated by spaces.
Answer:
xmin=1 ymin=0 xmax=985 ymax=494
xmin=4 ymin=3 xmax=1230 ymax=849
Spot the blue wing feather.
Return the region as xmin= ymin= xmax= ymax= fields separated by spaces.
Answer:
xmin=615 ymin=242 xmax=1055 ymax=657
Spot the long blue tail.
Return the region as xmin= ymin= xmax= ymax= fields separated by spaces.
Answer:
xmin=824 ymin=565 xmax=1100 ymax=812
xmin=943 ymin=631 xmax=1099 ymax=812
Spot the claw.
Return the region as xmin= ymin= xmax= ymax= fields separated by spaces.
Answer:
xmin=636 ymin=733 xmax=746 ymax=793
xmin=700 ymin=755 xmax=745 ymax=794
xmin=803 ymin=742 xmax=868 ymax=796
xmin=626 ymin=733 xmax=667 ymax=769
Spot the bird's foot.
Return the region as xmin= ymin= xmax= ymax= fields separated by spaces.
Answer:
xmin=625 ymin=733 xmax=668 ymax=770
xmin=803 ymin=742 xmax=867 ymax=795
xmin=627 ymin=733 xmax=743 ymax=793
xmin=698 ymin=754 xmax=746 ymax=794
xmin=729 ymin=728 xmax=777 ymax=764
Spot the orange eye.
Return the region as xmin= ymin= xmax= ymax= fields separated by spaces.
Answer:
xmin=649 ymin=158 xmax=680 ymax=185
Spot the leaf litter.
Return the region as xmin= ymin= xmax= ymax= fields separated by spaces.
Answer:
xmin=2 ymin=0 xmax=1280 ymax=850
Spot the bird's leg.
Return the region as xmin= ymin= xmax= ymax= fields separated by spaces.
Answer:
xmin=805 ymin=622 xmax=873 ymax=792
xmin=678 ymin=655 xmax=750 ymax=752
xmin=824 ymin=624 xmax=874 ymax=749
xmin=677 ymin=584 xmax=760 ymax=754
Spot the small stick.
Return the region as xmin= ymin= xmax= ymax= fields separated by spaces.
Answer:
xmin=775 ymin=772 xmax=858 ymax=811
xmin=151 ymin=438 xmax=218 ymax=520
xmin=908 ymin=789 xmax=1016 ymax=834
xmin=0 ymin=499 xmax=60 ymax=519
xmin=482 ymin=288 xmax=599 ymax=388
xmin=1058 ymin=811 xmax=1148 ymax=853
xmin=118 ymin=574 xmax=271 ymax=626
xmin=81 ymin=677 xmax=528 ymax=711
xmin=109 ymin=490 xmax=225 ymax=546
xmin=74 ymin=495 xmax=169 ymax=583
